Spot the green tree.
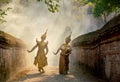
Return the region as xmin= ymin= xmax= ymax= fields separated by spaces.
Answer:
xmin=0 ymin=8 xmax=10 ymax=23
xmin=0 ymin=0 xmax=9 ymax=23
xmin=37 ymin=0 xmax=60 ymax=13
xmin=82 ymin=0 xmax=120 ymax=22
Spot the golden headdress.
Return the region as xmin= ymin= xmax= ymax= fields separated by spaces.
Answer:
xmin=65 ymin=32 xmax=72 ymax=43
xmin=41 ymin=29 xmax=48 ymax=40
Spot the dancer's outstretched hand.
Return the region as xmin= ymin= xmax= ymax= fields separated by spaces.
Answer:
xmin=27 ymin=50 xmax=31 ymax=53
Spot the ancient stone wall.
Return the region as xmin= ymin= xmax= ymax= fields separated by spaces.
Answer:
xmin=71 ymin=14 xmax=120 ymax=82
xmin=0 ymin=31 xmax=27 ymax=82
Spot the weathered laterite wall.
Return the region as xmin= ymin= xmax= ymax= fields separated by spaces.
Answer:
xmin=0 ymin=31 xmax=27 ymax=82
xmin=72 ymin=14 xmax=120 ymax=82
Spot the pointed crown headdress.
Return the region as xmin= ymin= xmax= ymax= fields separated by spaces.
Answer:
xmin=65 ymin=32 xmax=72 ymax=43
xmin=41 ymin=29 xmax=48 ymax=39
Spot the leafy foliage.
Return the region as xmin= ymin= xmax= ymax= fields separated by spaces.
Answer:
xmin=0 ymin=0 xmax=10 ymax=23
xmin=37 ymin=0 xmax=60 ymax=13
xmin=1 ymin=0 xmax=8 ymax=3
xmin=0 ymin=7 xmax=11 ymax=23
xmin=82 ymin=0 xmax=120 ymax=17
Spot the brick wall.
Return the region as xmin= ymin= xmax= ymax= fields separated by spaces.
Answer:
xmin=0 ymin=31 xmax=27 ymax=82
xmin=71 ymin=15 xmax=120 ymax=82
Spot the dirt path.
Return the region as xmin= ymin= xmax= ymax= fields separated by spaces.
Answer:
xmin=7 ymin=65 xmax=103 ymax=82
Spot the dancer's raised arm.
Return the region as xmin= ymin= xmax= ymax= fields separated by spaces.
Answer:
xmin=27 ymin=43 xmax=38 ymax=53
xmin=53 ymin=45 xmax=62 ymax=55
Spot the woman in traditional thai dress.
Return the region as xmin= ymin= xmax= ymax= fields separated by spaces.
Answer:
xmin=53 ymin=33 xmax=72 ymax=74
xmin=27 ymin=30 xmax=48 ymax=73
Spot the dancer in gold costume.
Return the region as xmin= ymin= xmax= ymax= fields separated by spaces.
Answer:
xmin=53 ymin=33 xmax=72 ymax=74
xmin=28 ymin=30 xmax=48 ymax=73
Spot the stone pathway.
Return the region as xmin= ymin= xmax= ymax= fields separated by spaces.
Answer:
xmin=7 ymin=65 xmax=104 ymax=82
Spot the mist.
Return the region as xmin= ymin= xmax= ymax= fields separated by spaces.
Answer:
xmin=0 ymin=0 xmax=104 ymax=66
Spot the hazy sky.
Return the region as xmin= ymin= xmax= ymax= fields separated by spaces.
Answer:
xmin=0 ymin=0 xmax=102 ymax=66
